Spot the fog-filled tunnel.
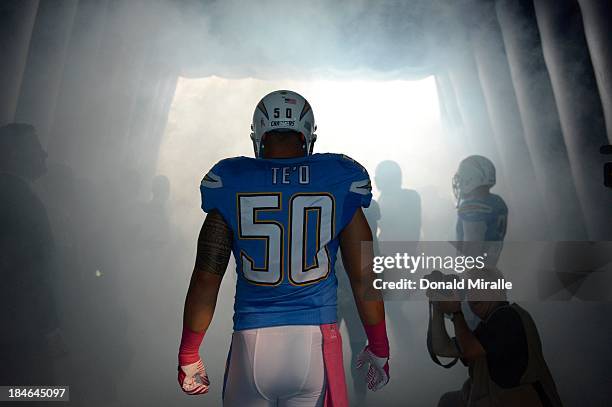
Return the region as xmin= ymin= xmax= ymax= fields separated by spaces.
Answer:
xmin=1 ymin=1 xmax=611 ymax=406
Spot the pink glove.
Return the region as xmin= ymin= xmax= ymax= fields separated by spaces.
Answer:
xmin=178 ymin=327 xmax=210 ymax=395
xmin=357 ymin=319 xmax=390 ymax=391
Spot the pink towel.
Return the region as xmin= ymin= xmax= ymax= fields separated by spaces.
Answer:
xmin=320 ymin=323 xmax=348 ymax=407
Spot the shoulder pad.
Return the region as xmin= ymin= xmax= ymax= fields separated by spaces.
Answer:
xmin=214 ymin=156 xmax=249 ymax=171
xmin=201 ymin=156 xmax=250 ymax=189
xmin=339 ymin=154 xmax=368 ymax=173
xmin=200 ymin=169 xmax=223 ymax=189
xmin=490 ymin=194 xmax=508 ymax=214
xmin=324 ymin=154 xmax=370 ymax=180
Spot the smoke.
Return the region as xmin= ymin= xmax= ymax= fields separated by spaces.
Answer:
xmin=5 ymin=0 xmax=611 ymax=406
xmin=168 ymin=0 xmax=443 ymax=79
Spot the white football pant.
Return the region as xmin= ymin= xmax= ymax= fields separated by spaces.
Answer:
xmin=223 ymin=325 xmax=326 ymax=407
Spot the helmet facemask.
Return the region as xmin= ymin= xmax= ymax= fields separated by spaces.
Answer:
xmin=452 ymin=173 xmax=462 ymax=206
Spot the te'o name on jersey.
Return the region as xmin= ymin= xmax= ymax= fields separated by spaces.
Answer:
xmin=271 ymin=165 xmax=310 ymax=185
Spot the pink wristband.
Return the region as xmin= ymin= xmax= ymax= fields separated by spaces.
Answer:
xmin=363 ymin=319 xmax=390 ymax=358
xmin=178 ymin=326 xmax=205 ymax=365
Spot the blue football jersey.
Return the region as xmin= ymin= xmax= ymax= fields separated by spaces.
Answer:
xmin=455 ymin=193 xmax=508 ymax=242
xmin=200 ymin=153 xmax=372 ymax=331
xmin=455 ymin=193 xmax=508 ymax=267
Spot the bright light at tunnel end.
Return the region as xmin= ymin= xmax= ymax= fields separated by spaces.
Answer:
xmin=159 ymin=76 xmax=456 ymax=219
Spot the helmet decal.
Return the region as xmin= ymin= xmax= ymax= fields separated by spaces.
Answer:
xmin=257 ymin=101 xmax=269 ymax=120
xmin=299 ymin=101 xmax=312 ymax=120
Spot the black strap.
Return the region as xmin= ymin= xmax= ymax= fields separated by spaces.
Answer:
xmin=427 ymin=302 xmax=459 ymax=368
xmin=533 ymin=381 xmax=555 ymax=407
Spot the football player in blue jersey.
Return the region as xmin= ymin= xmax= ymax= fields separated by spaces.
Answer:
xmin=176 ymin=90 xmax=390 ymax=406
xmin=452 ymin=155 xmax=508 ymax=329
xmin=453 ymin=155 xmax=508 ymax=266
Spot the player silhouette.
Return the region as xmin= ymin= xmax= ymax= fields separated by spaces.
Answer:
xmin=372 ymin=160 xmax=423 ymax=372
xmin=375 ymin=160 xmax=421 ymax=242
xmin=0 ymin=123 xmax=60 ymax=386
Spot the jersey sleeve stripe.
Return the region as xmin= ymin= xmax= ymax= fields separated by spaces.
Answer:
xmin=350 ymin=179 xmax=372 ymax=195
xmin=458 ymin=203 xmax=492 ymax=214
xmin=201 ymin=171 xmax=223 ymax=189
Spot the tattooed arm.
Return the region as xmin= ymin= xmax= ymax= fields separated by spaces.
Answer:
xmin=183 ymin=210 xmax=233 ymax=332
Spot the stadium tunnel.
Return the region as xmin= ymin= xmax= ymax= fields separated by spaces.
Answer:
xmin=1 ymin=0 xmax=612 ymax=406
xmin=2 ymin=0 xmax=611 ymax=241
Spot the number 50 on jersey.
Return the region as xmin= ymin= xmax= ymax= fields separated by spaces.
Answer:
xmin=237 ymin=193 xmax=335 ymax=286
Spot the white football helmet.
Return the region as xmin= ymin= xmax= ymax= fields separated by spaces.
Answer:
xmin=250 ymin=90 xmax=317 ymax=158
xmin=452 ymin=155 xmax=496 ymax=203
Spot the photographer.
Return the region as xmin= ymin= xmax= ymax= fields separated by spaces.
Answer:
xmin=427 ymin=269 xmax=562 ymax=407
